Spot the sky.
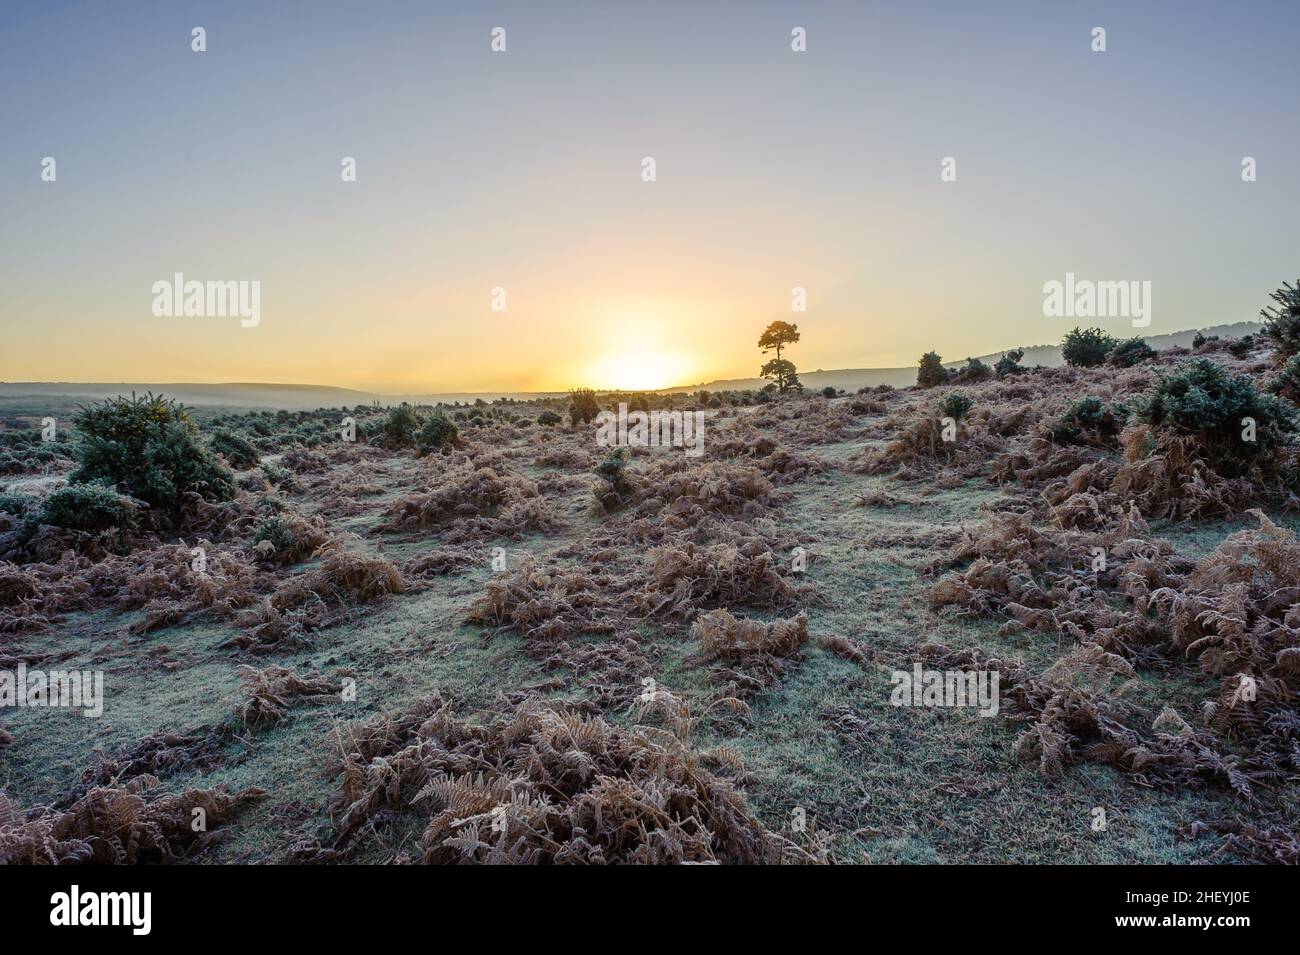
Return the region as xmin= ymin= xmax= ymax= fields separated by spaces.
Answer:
xmin=1 ymin=0 xmax=1297 ymax=393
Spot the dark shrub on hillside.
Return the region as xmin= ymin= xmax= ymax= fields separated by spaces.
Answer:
xmin=1061 ymin=327 xmax=1117 ymax=368
xmin=1131 ymin=359 xmax=1297 ymax=476
xmin=1107 ymin=337 xmax=1156 ymax=368
xmin=917 ymin=351 xmax=949 ymax=388
xmin=1227 ymin=335 xmax=1254 ymax=359
xmin=537 ymin=411 xmax=562 ymax=427
xmin=416 ymin=414 xmax=458 ymax=455
xmin=70 ymin=393 xmax=235 ymax=516
xmin=1051 ymin=397 xmax=1122 ymax=445
xmin=569 ymin=388 xmax=601 ymax=426
xmin=1260 ymin=279 xmax=1300 ymax=360
xmin=383 ymin=404 xmax=421 ymax=448
xmin=40 ymin=483 xmax=139 ymax=533
xmin=994 ymin=349 xmax=1025 ymax=378
xmin=939 ymin=392 xmax=973 ymax=421
xmin=210 ymin=428 xmax=260 ymax=469
xmin=952 ymin=357 xmax=991 ymax=384
xmin=821 ymin=386 xmax=837 ymax=398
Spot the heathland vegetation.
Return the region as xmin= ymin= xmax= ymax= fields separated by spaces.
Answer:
xmin=0 ymin=280 xmax=1298 ymax=864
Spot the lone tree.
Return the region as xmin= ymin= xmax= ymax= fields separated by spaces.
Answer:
xmin=760 ymin=357 xmax=801 ymax=393
xmin=758 ymin=321 xmax=802 ymax=393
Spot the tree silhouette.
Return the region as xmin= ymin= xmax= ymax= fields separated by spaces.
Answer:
xmin=758 ymin=321 xmax=802 ymax=393
xmin=758 ymin=321 xmax=800 ymax=361
xmin=760 ymin=358 xmax=801 ymax=393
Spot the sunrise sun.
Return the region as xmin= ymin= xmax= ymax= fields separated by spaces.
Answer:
xmin=585 ymin=350 xmax=691 ymax=391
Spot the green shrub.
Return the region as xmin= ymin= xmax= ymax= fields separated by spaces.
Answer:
xmin=821 ymin=386 xmax=838 ymax=398
xmin=210 ymin=428 xmax=260 ymax=469
xmin=953 ymin=357 xmax=991 ymax=384
xmin=594 ymin=447 xmax=629 ymax=487
xmin=0 ymin=493 xmax=38 ymax=517
xmin=1051 ymin=396 xmax=1122 ymax=444
xmin=260 ymin=460 xmax=292 ymax=488
xmin=1268 ymin=354 xmax=1300 ymax=403
xmin=252 ymin=516 xmax=297 ymax=560
xmin=416 ymin=414 xmax=458 ymax=455
xmin=1061 ymin=327 xmax=1117 ymax=368
xmin=994 ymin=349 xmax=1025 ymax=378
xmin=1132 ymin=359 xmax=1297 ymax=475
xmin=939 ymin=392 xmax=973 ymax=421
xmin=69 ymin=393 xmax=235 ymax=517
xmin=1107 ymin=337 xmax=1156 ymax=368
xmin=383 ymin=404 xmax=421 ymax=448
xmin=569 ymin=389 xmax=601 ymax=426
xmin=537 ymin=411 xmax=562 ymax=427
xmin=1260 ymin=279 xmax=1300 ymax=360
xmin=40 ymin=483 xmax=139 ymax=533
xmin=917 ymin=351 xmax=949 ymax=388
xmin=1227 ymin=335 xmax=1254 ymax=358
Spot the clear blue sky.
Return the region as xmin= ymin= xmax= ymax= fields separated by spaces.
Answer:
xmin=2 ymin=0 xmax=1297 ymax=390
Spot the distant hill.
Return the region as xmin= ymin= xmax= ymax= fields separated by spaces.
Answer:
xmin=0 ymin=322 xmax=1263 ymax=409
xmin=669 ymin=322 xmax=1263 ymax=393
xmin=0 ymin=381 xmax=563 ymax=411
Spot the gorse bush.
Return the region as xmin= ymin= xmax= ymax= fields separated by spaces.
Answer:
xmin=1061 ymin=327 xmax=1117 ymax=368
xmin=1131 ymin=359 xmax=1297 ymax=474
xmin=594 ymin=447 xmax=629 ymax=488
xmin=917 ymin=351 xmax=949 ymax=388
xmin=383 ymin=404 xmax=421 ymax=448
xmin=1051 ymin=396 xmax=1122 ymax=445
xmin=210 ymin=428 xmax=260 ymax=469
xmin=1269 ymin=354 xmax=1300 ymax=403
xmin=994 ymin=349 xmax=1025 ymax=378
xmin=1227 ymin=335 xmax=1254 ymax=358
xmin=1107 ymin=337 xmax=1156 ymax=368
xmin=591 ymin=447 xmax=632 ymax=511
xmin=39 ymin=483 xmax=139 ymax=533
xmin=569 ymin=388 xmax=600 ymax=426
xmin=0 ymin=493 xmax=39 ymax=517
xmin=1260 ymin=279 xmax=1300 ymax=360
xmin=952 ymin=357 xmax=991 ymax=384
xmin=537 ymin=410 xmax=562 ymax=427
xmin=251 ymin=513 xmax=328 ymax=565
xmin=70 ymin=393 xmax=235 ymax=517
xmin=416 ymin=414 xmax=457 ymax=456
xmin=939 ymin=392 xmax=973 ymax=421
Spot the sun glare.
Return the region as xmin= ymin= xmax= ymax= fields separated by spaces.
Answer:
xmin=586 ymin=350 xmax=690 ymax=391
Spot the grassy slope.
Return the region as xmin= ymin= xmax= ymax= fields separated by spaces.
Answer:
xmin=2 ymin=396 xmax=1291 ymax=863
